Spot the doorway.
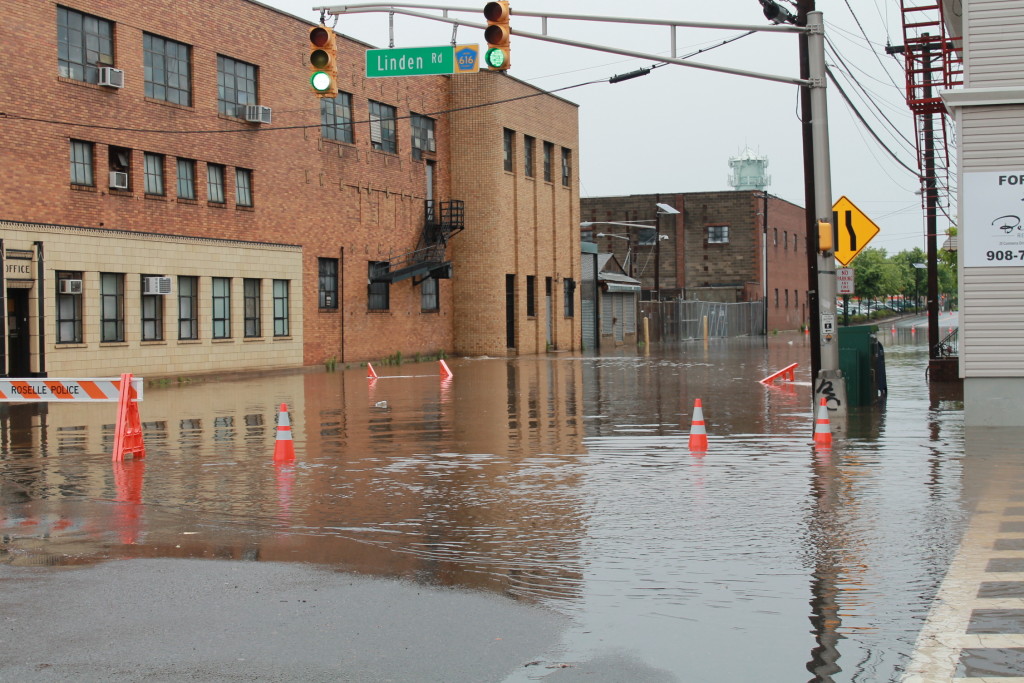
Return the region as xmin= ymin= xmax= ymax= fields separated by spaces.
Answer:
xmin=6 ymin=289 xmax=31 ymax=376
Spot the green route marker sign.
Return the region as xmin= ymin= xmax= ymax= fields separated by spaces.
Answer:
xmin=367 ymin=45 xmax=479 ymax=78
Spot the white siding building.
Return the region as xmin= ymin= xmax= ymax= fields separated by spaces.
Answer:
xmin=942 ymin=0 xmax=1024 ymax=425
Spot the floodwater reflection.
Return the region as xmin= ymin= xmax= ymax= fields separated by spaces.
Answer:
xmin=1 ymin=330 xmax=967 ymax=681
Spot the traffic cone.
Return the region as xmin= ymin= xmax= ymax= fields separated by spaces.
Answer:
xmin=367 ymin=363 xmax=378 ymax=379
xmin=688 ymin=399 xmax=708 ymax=451
xmin=439 ymin=359 xmax=453 ymax=378
xmin=274 ymin=403 xmax=296 ymax=462
xmin=813 ymin=398 xmax=832 ymax=446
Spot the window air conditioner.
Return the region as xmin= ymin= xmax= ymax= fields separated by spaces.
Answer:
xmin=109 ymin=171 xmax=129 ymax=190
xmin=244 ymin=104 xmax=272 ymax=124
xmin=59 ymin=279 xmax=83 ymax=295
xmin=142 ymin=276 xmax=173 ymax=295
xmin=98 ymin=67 xmax=125 ymax=89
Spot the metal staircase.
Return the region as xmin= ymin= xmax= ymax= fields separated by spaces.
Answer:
xmin=371 ymin=199 xmax=465 ymax=285
xmin=899 ymin=1 xmax=963 ymax=220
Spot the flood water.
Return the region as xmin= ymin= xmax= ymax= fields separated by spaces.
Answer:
xmin=0 ymin=324 xmax=967 ymax=682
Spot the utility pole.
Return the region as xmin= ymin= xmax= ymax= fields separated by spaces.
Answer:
xmin=797 ymin=0 xmax=821 ymax=383
xmin=921 ymin=35 xmax=940 ymax=361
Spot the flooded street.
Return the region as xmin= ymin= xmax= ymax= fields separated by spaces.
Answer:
xmin=1 ymin=325 xmax=968 ymax=681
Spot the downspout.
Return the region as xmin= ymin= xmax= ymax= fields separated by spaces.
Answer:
xmin=35 ymin=241 xmax=46 ymax=376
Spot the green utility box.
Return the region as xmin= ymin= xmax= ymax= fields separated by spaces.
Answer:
xmin=839 ymin=324 xmax=886 ymax=407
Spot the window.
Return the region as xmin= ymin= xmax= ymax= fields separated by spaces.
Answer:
xmin=321 ymin=92 xmax=354 ymax=143
xmin=370 ymin=264 xmax=389 ymax=313
xmin=503 ymin=128 xmax=514 ymax=172
xmin=411 ymin=114 xmax=435 ymax=160
xmin=109 ymin=146 xmax=132 ymax=190
xmin=207 ymin=163 xmax=225 ymax=203
xmin=141 ymin=275 xmax=163 ymax=341
xmin=235 ymin=168 xmax=252 ymax=207
xmin=708 ymin=225 xmax=730 ymax=244
xmin=543 ymin=141 xmax=554 ymax=182
xmin=524 ymin=135 xmax=535 ymax=177
xmin=773 ymin=227 xmax=778 ymax=247
xmin=100 ymin=272 xmax=124 ymax=342
xmin=273 ymin=280 xmax=290 ymax=336
xmin=57 ymin=6 xmax=113 ymax=83
xmin=243 ymin=278 xmax=261 ymax=337
xmin=526 ymin=275 xmax=536 ymax=317
xmin=561 ymin=147 xmax=571 ymax=186
xmin=56 ymin=271 xmax=83 ymax=344
xmin=176 ymin=158 xmax=195 ymax=199
xmin=421 ymin=277 xmax=439 ymax=312
xmin=70 ymin=140 xmax=94 ymax=186
xmin=143 ymin=153 xmax=164 ymax=195
xmin=368 ymin=262 xmax=390 ymax=311
xmin=368 ymin=101 xmax=397 ymax=153
xmin=212 ymin=277 xmax=231 ymax=338
xmin=318 ymin=258 xmax=338 ymax=309
xmin=563 ymin=279 xmax=576 ymax=317
xmin=785 ymin=289 xmax=790 ymax=308
xmin=143 ymin=33 xmax=191 ymax=105
xmin=178 ymin=275 xmax=198 ymax=339
xmin=783 ymin=230 xmax=788 ymax=250
xmin=217 ymin=55 xmax=257 ymax=117
xmin=774 ymin=288 xmax=779 ymax=307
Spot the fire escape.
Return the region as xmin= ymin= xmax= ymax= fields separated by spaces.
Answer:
xmin=370 ymin=199 xmax=465 ymax=285
xmin=897 ymin=1 xmax=962 ymax=370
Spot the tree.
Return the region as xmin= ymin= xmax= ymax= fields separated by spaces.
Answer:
xmin=850 ymin=247 xmax=901 ymax=314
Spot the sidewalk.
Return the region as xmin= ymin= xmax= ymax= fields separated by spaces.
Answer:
xmin=904 ymin=427 xmax=1024 ymax=682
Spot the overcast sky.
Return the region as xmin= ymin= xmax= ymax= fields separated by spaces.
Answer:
xmin=264 ymin=0 xmax=943 ymax=256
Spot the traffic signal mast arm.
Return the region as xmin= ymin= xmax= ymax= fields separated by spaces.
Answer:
xmin=312 ymin=3 xmax=811 ymax=87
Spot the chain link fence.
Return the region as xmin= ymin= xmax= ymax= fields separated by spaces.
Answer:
xmin=639 ymin=300 xmax=765 ymax=341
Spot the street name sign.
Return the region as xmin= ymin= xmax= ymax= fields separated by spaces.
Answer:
xmin=832 ymin=196 xmax=881 ymax=266
xmin=366 ymin=45 xmax=479 ymax=78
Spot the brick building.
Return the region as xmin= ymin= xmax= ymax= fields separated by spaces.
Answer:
xmin=0 ymin=0 xmax=580 ymax=378
xmin=582 ymin=191 xmax=808 ymax=332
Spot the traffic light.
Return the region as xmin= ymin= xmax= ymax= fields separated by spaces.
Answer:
xmin=817 ymin=219 xmax=834 ymax=253
xmin=309 ymin=25 xmax=338 ymax=98
xmin=483 ymin=1 xmax=511 ymax=71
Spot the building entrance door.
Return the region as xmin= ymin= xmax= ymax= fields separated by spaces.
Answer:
xmin=6 ymin=289 xmax=31 ymax=376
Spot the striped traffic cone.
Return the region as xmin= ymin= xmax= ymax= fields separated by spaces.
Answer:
xmin=274 ymin=403 xmax=296 ymax=462
xmin=688 ymin=399 xmax=708 ymax=451
xmin=813 ymin=398 xmax=832 ymax=447
xmin=439 ymin=359 xmax=453 ymax=378
xmin=367 ymin=363 xmax=378 ymax=379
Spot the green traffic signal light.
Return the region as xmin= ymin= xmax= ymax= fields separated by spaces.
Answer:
xmin=485 ymin=47 xmax=508 ymax=69
xmin=310 ymin=70 xmax=332 ymax=92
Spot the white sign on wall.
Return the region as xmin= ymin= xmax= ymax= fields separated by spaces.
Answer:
xmin=963 ymin=171 xmax=1024 ymax=267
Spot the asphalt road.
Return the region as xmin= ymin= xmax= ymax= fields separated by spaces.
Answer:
xmin=1 ymin=558 xmax=571 ymax=682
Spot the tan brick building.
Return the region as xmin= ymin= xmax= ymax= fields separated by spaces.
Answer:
xmin=0 ymin=0 xmax=580 ymax=378
xmin=582 ymin=191 xmax=808 ymax=332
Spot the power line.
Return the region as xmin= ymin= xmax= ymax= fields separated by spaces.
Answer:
xmin=825 ymin=67 xmax=919 ymax=176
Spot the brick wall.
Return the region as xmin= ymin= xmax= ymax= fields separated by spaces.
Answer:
xmin=449 ymin=72 xmax=581 ymax=355
xmin=1 ymin=0 xmax=578 ymax=373
xmin=583 ymin=191 xmax=808 ymax=331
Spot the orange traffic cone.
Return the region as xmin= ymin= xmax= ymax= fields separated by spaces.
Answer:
xmin=274 ymin=403 xmax=296 ymax=462
xmin=688 ymin=399 xmax=708 ymax=451
xmin=439 ymin=359 xmax=453 ymax=378
xmin=813 ymin=398 xmax=832 ymax=446
xmin=367 ymin=363 xmax=378 ymax=379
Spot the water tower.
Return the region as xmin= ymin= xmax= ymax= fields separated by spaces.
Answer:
xmin=728 ymin=147 xmax=770 ymax=191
